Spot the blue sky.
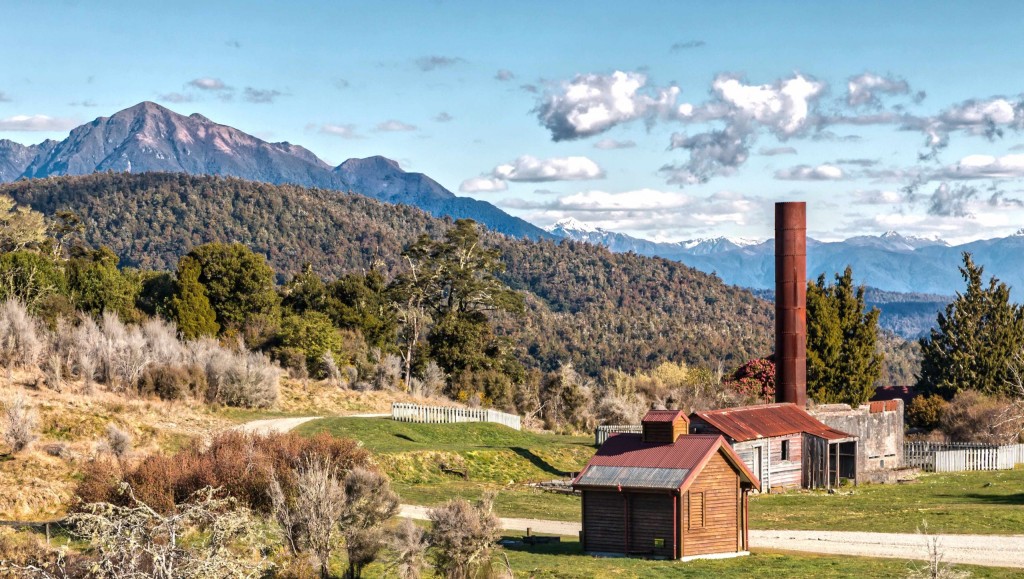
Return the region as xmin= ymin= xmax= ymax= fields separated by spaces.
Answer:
xmin=2 ymin=1 xmax=1023 ymax=243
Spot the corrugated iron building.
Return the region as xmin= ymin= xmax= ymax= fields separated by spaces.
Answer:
xmin=573 ymin=410 xmax=760 ymax=560
xmin=689 ymin=403 xmax=857 ymax=491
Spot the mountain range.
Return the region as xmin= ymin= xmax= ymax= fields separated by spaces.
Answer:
xmin=548 ymin=218 xmax=1024 ymax=298
xmin=0 ymin=102 xmax=548 ymax=240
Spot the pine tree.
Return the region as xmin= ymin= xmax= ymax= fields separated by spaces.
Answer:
xmin=917 ymin=253 xmax=1024 ymax=398
xmin=806 ymin=266 xmax=883 ymax=406
xmin=169 ymin=256 xmax=219 ymax=340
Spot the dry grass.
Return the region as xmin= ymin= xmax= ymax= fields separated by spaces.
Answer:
xmin=274 ymin=378 xmax=461 ymax=416
xmin=0 ymin=371 xmax=234 ymax=520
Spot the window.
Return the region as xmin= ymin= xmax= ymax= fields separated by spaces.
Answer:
xmin=780 ymin=440 xmax=791 ymax=461
xmin=688 ymin=491 xmax=705 ymax=529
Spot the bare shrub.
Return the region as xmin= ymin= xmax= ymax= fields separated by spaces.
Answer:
xmin=340 ymin=467 xmax=400 ymax=579
xmin=41 ymin=351 xmax=64 ymax=391
xmin=417 ymin=361 xmax=446 ymax=398
xmin=374 ymin=354 xmax=404 ymax=391
xmin=940 ymin=390 xmax=1018 ymax=444
xmin=69 ymin=485 xmax=267 ymax=579
xmin=388 ymin=518 xmax=429 ymax=579
xmin=142 ymin=318 xmax=184 ymax=367
xmin=1 ymin=394 xmax=38 ymax=453
xmin=427 ymin=493 xmax=501 ymax=579
xmin=0 ymin=299 xmax=43 ymax=368
xmin=595 ymin=390 xmax=647 ymax=425
xmin=321 ymin=351 xmax=342 ymax=386
xmin=287 ymin=457 xmax=345 ymax=579
xmin=906 ymin=522 xmax=971 ymax=579
xmin=103 ymin=424 xmax=132 ymax=460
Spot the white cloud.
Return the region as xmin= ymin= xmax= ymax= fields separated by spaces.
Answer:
xmin=459 ymin=177 xmax=508 ymax=193
xmin=188 ymin=77 xmax=231 ymax=91
xmin=593 ymin=138 xmax=636 ymax=150
xmin=243 ymin=87 xmax=282 ymax=103
xmin=0 ymin=114 xmax=79 ymax=132
xmin=319 ymin=123 xmax=363 ymax=139
xmin=846 ymin=73 xmax=910 ymax=107
xmin=535 ymin=71 xmax=680 ymax=140
xmin=495 ymin=69 xmax=515 ymax=81
xmin=493 ymin=155 xmax=605 ymax=182
xmin=759 ymin=146 xmax=797 ymax=156
xmin=415 ymin=56 xmax=464 ymax=71
xmin=851 ymin=190 xmax=903 ymax=205
xmin=375 ymin=120 xmax=418 ymax=132
xmin=158 ymin=92 xmax=193 ymax=104
xmin=712 ymin=73 xmax=826 ymax=138
xmin=931 ymin=153 xmax=1024 ymax=180
xmin=774 ymin=164 xmax=845 ymax=181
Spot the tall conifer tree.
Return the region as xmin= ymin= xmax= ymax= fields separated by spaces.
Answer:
xmin=169 ymin=255 xmax=219 ymax=339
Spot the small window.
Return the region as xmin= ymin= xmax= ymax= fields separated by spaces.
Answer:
xmin=688 ymin=491 xmax=705 ymax=529
xmin=780 ymin=440 xmax=791 ymax=461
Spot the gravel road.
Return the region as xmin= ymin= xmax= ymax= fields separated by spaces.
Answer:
xmin=233 ymin=416 xmax=321 ymax=435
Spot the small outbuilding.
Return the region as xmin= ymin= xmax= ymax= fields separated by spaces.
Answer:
xmin=573 ymin=410 xmax=760 ymax=560
xmin=689 ymin=403 xmax=857 ymax=491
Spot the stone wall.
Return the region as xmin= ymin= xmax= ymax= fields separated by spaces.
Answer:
xmin=810 ymin=401 xmax=904 ymax=474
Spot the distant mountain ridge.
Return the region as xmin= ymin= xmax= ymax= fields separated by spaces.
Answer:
xmin=551 ymin=217 xmax=1024 ymax=297
xmin=0 ymin=101 xmax=549 ymax=240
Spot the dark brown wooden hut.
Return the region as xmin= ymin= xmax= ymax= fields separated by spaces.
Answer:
xmin=573 ymin=410 xmax=760 ymax=560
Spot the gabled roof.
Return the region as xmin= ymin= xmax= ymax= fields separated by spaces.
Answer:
xmin=642 ymin=409 xmax=687 ymax=423
xmin=572 ymin=433 xmax=760 ymax=492
xmin=690 ymin=403 xmax=853 ymax=442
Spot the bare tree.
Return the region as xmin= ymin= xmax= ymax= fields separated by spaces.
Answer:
xmin=906 ymin=522 xmax=971 ymax=579
xmin=340 ymin=467 xmax=400 ymax=579
xmin=271 ymin=457 xmax=346 ymax=578
xmin=427 ymin=493 xmax=501 ymax=579
xmin=2 ymin=394 xmax=38 ymax=453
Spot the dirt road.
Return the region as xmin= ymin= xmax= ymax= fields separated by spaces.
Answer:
xmin=233 ymin=416 xmax=321 ymax=435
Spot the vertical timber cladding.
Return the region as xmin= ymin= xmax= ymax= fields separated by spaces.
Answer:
xmin=581 ymin=491 xmax=625 ymax=553
xmin=775 ymin=201 xmax=807 ymax=407
xmin=628 ymin=493 xmax=676 ymax=559
xmin=767 ymin=433 xmax=803 ymax=490
xmin=682 ymin=451 xmax=740 ymax=557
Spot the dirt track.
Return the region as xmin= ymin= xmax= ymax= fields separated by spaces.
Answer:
xmin=232 ymin=416 xmax=321 ymax=435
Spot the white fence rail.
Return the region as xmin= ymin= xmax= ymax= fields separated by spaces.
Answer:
xmin=904 ymin=442 xmax=1024 ymax=473
xmin=595 ymin=425 xmax=643 ymax=446
xmin=391 ymin=403 xmax=521 ymax=431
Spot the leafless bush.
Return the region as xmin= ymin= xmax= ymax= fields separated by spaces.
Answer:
xmin=940 ymin=390 xmax=1018 ymax=444
xmin=340 ymin=467 xmax=400 ymax=579
xmin=374 ymin=354 xmax=404 ymax=391
xmin=906 ymin=522 xmax=971 ymax=579
xmin=427 ymin=493 xmax=501 ymax=579
xmin=388 ymin=518 xmax=428 ymax=579
xmin=0 ymin=299 xmax=43 ymax=369
xmin=1 ymin=394 xmax=38 ymax=453
xmin=41 ymin=351 xmax=64 ymax=391
xmin=595 ymin=390 xmax=647 ymax=425
xmin=321 ymin=351 xmax=342 ymax=386
xmin=212 ymin=351 xmax=280 ymax=408
xmin=142 ymin=318 xmax=185 ymax=367
xmin=103 ymin=424 xmax=132 ymax=460
xmin=417 ymin=362 xmax=446 ymax=398
xmin=68 ymin=484 xmax=267 ymax=579
xmin=276 ymin=457 xmax=346 ymax=579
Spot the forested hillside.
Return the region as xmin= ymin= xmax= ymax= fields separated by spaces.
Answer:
xmin=2 ymin=172 xmax=772 ymax=374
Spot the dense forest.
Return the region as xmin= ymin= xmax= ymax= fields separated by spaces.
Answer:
xmin=2 ymin=173 xmax=774 ymax=375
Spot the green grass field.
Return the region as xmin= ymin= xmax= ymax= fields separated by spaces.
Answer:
xmin=297 ymin=418 xmax=1024 ymax=535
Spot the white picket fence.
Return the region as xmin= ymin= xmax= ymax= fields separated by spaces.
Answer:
xmin=595 ymin=425 xmax=644 ymax=445
xmin=391 ymin=402 xmax=521 ymax=431
xmin=905 ymin=442 xmax=1024 ymax=473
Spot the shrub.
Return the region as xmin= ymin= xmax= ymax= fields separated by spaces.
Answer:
xmin=204 ymin=350 xmax=280 ymax=408
xmin=0 ymin=299 xmax=43 ymax=368
xmin=340 ymin=467 xmax=400 ymax=579
xmin=940 ymin=390 xmax=1019 ymax=444
xmin=427 ymin=493 xmax=501 ymax=579
xmin=103 ymin=424 xmax=132 ymax=460
xmin=1 ymin=395 xmax=38 ymax=453
xmin=137 ymin=364 xmax=206 ymax=401
xmin=908 ymin=394 xmax=949 ymax=430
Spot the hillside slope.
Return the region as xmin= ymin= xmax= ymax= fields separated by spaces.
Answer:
xmin=2 ymin=172 xmax=773 ymax=374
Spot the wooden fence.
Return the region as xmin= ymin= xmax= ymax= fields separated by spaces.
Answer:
xmin=904 ymin=442 xmax=1024 ymax=472
xmin=391 ymin=402 xmax=521 ymax=431
xmin=594 ymin=425 xmax=643 ymax=446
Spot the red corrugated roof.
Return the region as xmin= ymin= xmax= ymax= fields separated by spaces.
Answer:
xmin=642 ymin=409 xmax=687 ymax=423
xmin=573 ymin=433 xmax=760 ymax=491
xmin=691 ymin=403 xmax=853 ymax=442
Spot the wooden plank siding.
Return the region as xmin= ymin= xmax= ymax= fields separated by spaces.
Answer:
xmin=581 ymin=491 xmax=626 ymax=553
xmin=766 ymin=433 xmax=802 ymax=490
xmin=681 ymin=451 xmax=739 ymax=557
xmin=628 ymin=493 xmax=676 ymax=559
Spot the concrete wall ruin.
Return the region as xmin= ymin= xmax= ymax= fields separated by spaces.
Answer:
xmin=810 ymin=401 xmax=904 ymax=474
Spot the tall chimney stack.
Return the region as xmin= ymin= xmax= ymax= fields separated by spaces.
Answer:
xmin=775 ymin=202 xmax=807 ymax=406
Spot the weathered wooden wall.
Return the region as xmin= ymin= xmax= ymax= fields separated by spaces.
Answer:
xmin=767 ymin=433 xmax=802 ymax=490
xmin=581 ymin=491 xmax=625 ymax=553
xmin=682 ymin=451 xmax=740 ymax=557
xmin=628 ymin=493 xmax=675 ymax=558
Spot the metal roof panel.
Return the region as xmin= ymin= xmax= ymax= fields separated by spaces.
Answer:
xmin=575 ymin=465 xmax=690 ymax=489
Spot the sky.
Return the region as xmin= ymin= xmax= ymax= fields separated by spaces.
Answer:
xmin=2 ymin=1 xmax=1023 ymax=244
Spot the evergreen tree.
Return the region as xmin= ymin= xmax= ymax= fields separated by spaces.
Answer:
xmin=169 ymin=256 xmax=219 ymax=339
xmin=917 ymin=253 xmax=1024 ymax=398
xmin=66 ymin=246 xmax=140 ymax=321
xmin=185 ymin=242 xmax=281 ymax=333
xmin=806 ymin=266 xmax=882 ymax=406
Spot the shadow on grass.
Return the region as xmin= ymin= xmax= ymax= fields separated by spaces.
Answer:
xmin=956 ymin=493 xmax=1024 ymax=505
xmin=394 ymin=433 xmax=416 ymax=442
xmin=499 ymin=534 xmax=581 ymax=556
xmin=511 ymin=447 xmax=572 ymax=477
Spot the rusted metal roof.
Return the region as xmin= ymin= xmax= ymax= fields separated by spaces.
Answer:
xmin=574 ymin=465 xmax=690 ymax=490
xmin=691 ymin=403 xmax=854 ymax=442
xmin=572 ymin=433 xmax=760 ymax=491
xmin=641 ymin=409 xmax=687 ymax=423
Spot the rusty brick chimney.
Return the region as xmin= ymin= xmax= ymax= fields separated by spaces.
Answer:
xmin=775 ymin=202 xmax=807 ymax=406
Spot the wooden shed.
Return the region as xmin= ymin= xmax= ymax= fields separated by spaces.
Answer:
xmin=573 ymin=410 xmax=760 ymax=560
xmin=689 ymin=403 xmax=857 ymax=492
